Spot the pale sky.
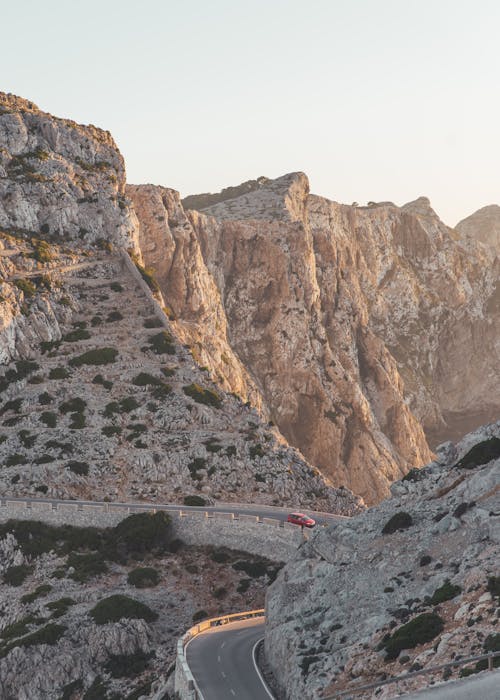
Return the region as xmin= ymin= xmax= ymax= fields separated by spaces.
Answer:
xmin=2 ymin=0 xmax=499 ymax=226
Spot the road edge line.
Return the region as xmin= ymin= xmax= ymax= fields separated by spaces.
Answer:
xmin=252 ymin=637 xmax=276 ymax=699
xmin=184 ymin=635 xmax=205 ymax=700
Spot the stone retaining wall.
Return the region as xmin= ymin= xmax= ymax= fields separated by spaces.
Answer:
xmin=0 ymin=502 xmax=303 ymax=562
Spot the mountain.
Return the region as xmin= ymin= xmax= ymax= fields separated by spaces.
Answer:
xmin=456 ymin=204 xmax=500 ymax=252
xmin=0 ymin=93 xmax=360 ymax=515
xmin=129 ymin=174 xmax=500 ymax=503
xmin=265 ymin=423 xmax=500 ymax=698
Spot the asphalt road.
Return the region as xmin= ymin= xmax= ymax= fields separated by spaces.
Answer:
xmin=0 ymin=496 xmax=341 ymax=527
xmin=186 ymin=618 xmax=272 ymax=700
xmin=401 ymin=670 xmax=500 ymax=699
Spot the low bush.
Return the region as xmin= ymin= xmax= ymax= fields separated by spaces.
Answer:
xmin=60 ymin=397 xmax=86 ymax=414
xmin=102 ymin=425 xmax=122 ymax=437
xmin=249 ymin=443 xmax=265 ymax=459
xmin=91 ymin=315 xmax=102 ymax=326
xmin=112 ymin=512 xmax=172 ymax=557
xmin=132 ymin=372 xmax=163 ymax=386
xmin=455 ymin=437 xmax=500 ymax=469
xmin=5 ymin=453 xmax=26 ymax=466
xmin=382 ymin=613 xmax=444 ymax=660
xmin=232 ymin=560 xmax=267 ymax=578
xmin=0 ymin=614 xmax=41 ymax=640
xmin=184 ymin=495 xmax=207 ymax=506
xmin=14 ymin=279 xmax=36 ymax=297
xmin=49 ymin=367 xmax=69 ymax=380
xmin=69 ymin=348 xmax=118 ymax=366
xmin=487 ymin=576 xmax=500 ymax=600
xmin=127 ymin=567 xmax=160 ymax=588
xmin=105 ymin=650 xmax=153 ymax=678
xmin=0 ymin=623 xmax=66 ymax=658
xmin=34 ymin=454 xmax=55 ymax=465
xmin=1 ymin=398 xmax=23 ymax=414
xmin=382 ymin=512 xmax=413 ymax=534
xmin=107 ymin=310 xmax=123 ymax=322
xmin=18 ymin=430 xmax=36 ymax=447
xmin=192 ymin=610 xmax=208 ymax=623
xmin=147 ymin=331 xmax=175 ymax=355
xmin=183 ymin=383 xmax=221 ymax=409
xmin=20 ymin=584 xmax=52 ymax=604
xmin=63 ymin=328 xmax=91 ymax=342
xmin=143 ymin=317 xmax=162 ymax=328
xmin=69 ymin=412 xmax=86 ymax=429
xmin=237 ymin=578 xmax=251 ymax=593
xmin=38 ymin=391 xmax=54 ymax=405
xmin=66 ymin=461 xmax=89 ymax=476
xmin=46 ymin=597 xmax=75 ymax=619
xmin=3 ymin=564 xmax=33 ymax=586
xmin=110 ymin=282 xmax=124 ymax=292
xmin=429 ymin=579 xmax=462 ymax=605
xmin=89 ymin=595 xmax=158 ymax=625
xmin=67 ymin=552 xmax=108 ymax=582
xmin=92 ymin=374 xmax=113 ymax=390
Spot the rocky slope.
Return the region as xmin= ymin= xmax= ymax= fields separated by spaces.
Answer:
xmin=129 ymin=174 xmax=500 ymax=503
xmin=456 ymin=204 xmax=500 ymax=252
xmin=0 ymin=92 xmax=360 ymax=515
xmin=0 ymin=512 xmax=278 ymax=699
xmin=265 ymin=423 xmax=500 ymax=699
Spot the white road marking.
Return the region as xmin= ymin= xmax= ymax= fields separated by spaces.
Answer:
xmin=218 ymin=655 xmax=221 ymax=663
xmin=221 ymin=641 xmax=226 ymax=648
xmin=230 ymin=690 xmax=236 ymax=696
xmin=252 ymin=637 xmax=276 ymax=699
xmin=221 ymin=671 xmax=226 ymax=679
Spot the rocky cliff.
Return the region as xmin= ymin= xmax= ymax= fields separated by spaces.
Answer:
xmin=265 ymin=423 xmax=500 ymax=698
xmin=129 ymin=174 xmax=500 ymax=503
xmin=456 ymin=204 xmax=500 ymax=252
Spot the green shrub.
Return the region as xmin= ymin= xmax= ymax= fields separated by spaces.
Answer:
xmin=92 ymin=374 xmax=113 ymax=390
xmin=107 ymin=310 xmax=123 ymax=322
xmin=102 ymin=425 xmax=122 ymax=437
xmin=183 ymin=383 xmax=221 ymax=409
xmin=237 ymin=578 xmax=251 ymax=593
xmin=232 ymin=560 xmax=267 ymax=578
xmin=112 ymin=512 xmax=172 ymax=556
xmin=38 ymin=391 xmax=54 ymax=405
xmin=192 ymin=610 xmax=208 ymax=623
xmin=67 ymin=552 xmax=107 ymax=582
xmin=250 ymin=443 xmax=265 ymax=459
xmin=69 ymin=412 xmax=86 ymax=429
xmin=66 ymin=461 xmax=89 ymax=476
xmin=148 ymin=331 xmax=175 ymax=355
xmin=119 ymin=396 xmax=140 ymax=413
xmin=3 ymin=416 xmax=22 ymax=427
xmin=382 ymin=613 xmax=444 ymax=659
xmin=133 ymin=259 xmax=160 ymax=293
xmin=105 ymin=650 xmax=152 ymax=678
xmin=382 ymin=512 xmax=413 ymax=534
xmin=14 ymin=279 xmax=36 ymax=297
xmin=0 ymin=623 xmax=66 ymax=658
xmin=91 ymin=315 xmax=102 ymax=326
xmin=49 ymin=367 xmax=69 ymax=380
xmin=487 ymin=576 xmax=500 ymax=600
xmin=89 ymin=595 xmax=158 ymax=625
xmin=1 ymin=398 xmax=23 ymax=414
xmin=5 ymin=453 xmax=26 ymax=466
xmin=35 ymin=484 xmax=48 ymax=494
xmin=20 ymin=584 xmax=52 ymax=604
xmin=0 ymin=519 xmax=105 ymax=558
xmin=0 ymin=614 xmax=41 ymax=640
xmin=34 ymin=454 xmax=55 ymax=465
xmin=455 ymin=437 xmax=500 ymax=469
xmin=430 ymin=579 xmax=462 ymax=605
xmin=46 ymin=598 xmax=75 ymax=619
xmin=402 ymin=468 xmax=424 ymax=482
xmin=184 ymin=495 xmax=207 ymax=506
xmin=132 ymin=372 xmax=163 ymax=386
xmin=3 ymin=564 xmax=33 ymax=586
xmin=63 ymin=328 xmax=91 ymax=342
xmin=103 ymin=401 xmax=120 ymax=417
xmin=144 ymin=317 xmax=163 ymax=328
xmin=110 ymin=282 xmax=124 ymax=292
xmin=40 ymin=411 xmax=57 ymax=427
xmin=69 ymin=348 xmax=118 ymax=366
xmin=60 ymin=397 xmax=86 ymax=414
xmin=60 ymin=679 xmax=84 ymax=700
xmin=205 ymin=440 xmax=223 ymax=453
xmin=127 ymin=567 xmax=160 ymax=588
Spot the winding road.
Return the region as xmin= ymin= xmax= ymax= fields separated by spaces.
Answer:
xmin=186 ymin=618 xmax=272 ymax=700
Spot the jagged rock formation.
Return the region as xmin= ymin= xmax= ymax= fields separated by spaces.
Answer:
xmin=265 ymin=423 xmax=500 ymax=699
xmin=129 ymin=174 xmax=500 ymax=503
xmin=456 ymin=204 xmax=500 ymax=252
xmin=181 ymin=175 xmax=270 ymax=212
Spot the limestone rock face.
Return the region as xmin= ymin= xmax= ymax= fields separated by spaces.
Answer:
xmin=130 ymin=174 xmax=499 ymax=503
xmin=264 ymin=422 xmax=500 ymax=699
xmin=0 ymin=92 xmax=138 ymax=249
xmin=456 ymin=204 xmax=500 ymax=252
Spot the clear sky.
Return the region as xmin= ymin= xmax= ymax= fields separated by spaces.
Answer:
xmin=2 ymin=0 xmax=499 ymax=226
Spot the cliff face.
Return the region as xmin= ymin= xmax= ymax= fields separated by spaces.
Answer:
xmin=0 ymin=92 xmax=138 ymax=249
xmin=456 ymin=204 xmax=500 ymax=252
xmin=129 ymin=174 xmax=500 ymax=503
xmin=264 ymin=423 xmax=500 ymax=698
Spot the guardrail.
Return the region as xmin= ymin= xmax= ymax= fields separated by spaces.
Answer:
xmin=321 ymin=650 xmax=500 ymax=698
xmin=175 ymin=609 xmax=265 ymax=699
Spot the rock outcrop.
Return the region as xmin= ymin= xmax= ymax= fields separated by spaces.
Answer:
xmin=456 ymin=204 xmax=500 ymax=252
xmin=129 ymin=174 xmax=500 ymax=503
xmin=265 ymin=422 xmax=500 ymax=699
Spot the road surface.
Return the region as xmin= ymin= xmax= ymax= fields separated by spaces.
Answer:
xmin=400 ymin=670 xmax=500 ymax=699
xmin=186 ymin=618 xmax=272 ymax=700
xmin=0 ymin=496 xmax=340 ymax=527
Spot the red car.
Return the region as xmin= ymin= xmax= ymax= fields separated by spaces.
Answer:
xmin=287 ymin=512 xmax=316 ymax=528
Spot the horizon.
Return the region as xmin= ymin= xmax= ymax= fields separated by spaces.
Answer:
xmin=3 ymin=0 xmax=500 ymax=227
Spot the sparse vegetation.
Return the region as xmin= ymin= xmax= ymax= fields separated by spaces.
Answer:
xmin=127 ymin=567 xmax=160 ymax=588
xmin=66 ymin=461 xmax=89 ymax=476
xmin=67 ymin=552 xmax=108 ymax=582
xmin=110 ymin=282 xmax=124 ymax=292
xmin=382 ymin=512 xmax=413 ymax=534
xmin=144 ymin=316 xmax=163 ymax=329
xmin=3 ymin=564 xmax=33 ymax=586
xmin=147 ymin=331 xmax=175 ymax=355
xmin=429 ymin=579 xmax=462 ymax=605
xmin=183 ymin=383 xmax=221 ymax=409
xmin=381 ymin=613 xmax=444 ymax=659
xmin=14 ymin=279 xmax=36 ymax=297
xmin=40 ymin=411 xmax=57 ymax=427
xmin=49 ymin=367 xmax=69 ymax=380
xmin=20 ymin=584 xmax=52 ymax=604
xmin=63 ymin=328 xmax=91 ymax=342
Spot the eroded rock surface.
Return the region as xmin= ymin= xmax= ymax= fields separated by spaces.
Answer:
xmin=456 ymin=204 xmax=500 ymax=252
xmin=265 ymin=423 xmax=500 ymax=699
